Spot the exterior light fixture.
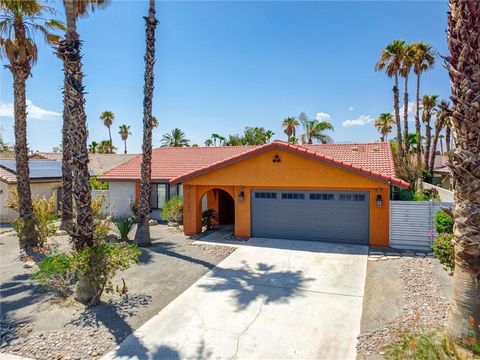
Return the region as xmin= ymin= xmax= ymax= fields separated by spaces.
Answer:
xmin=238 ymin=186 xmax=245 ymax=203
xmin=376 ymin=187 xmax=382 ymax=208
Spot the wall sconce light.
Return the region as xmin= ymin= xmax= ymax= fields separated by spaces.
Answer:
xmin=238 ymin=190 xmax=245 ymax=203
xmin=376 ymin=187 xmax=382 ymax=208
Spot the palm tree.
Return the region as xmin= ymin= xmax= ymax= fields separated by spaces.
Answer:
xmin=88 ymin=141 xmax=98 ymax=154
xmin=438 ymin=134 xmax=445 ymax=154
xmin=299 ymin=114 xmax=334 ymax=144
xmin=134 ymin=0 xmax=157 ymax=247
xmin=374 ymin=113 xmax=395 ymax=142
xmin=446 ymin=0 xmax=480 ymax=341
xmin=161 ymin=128 xmax=190 ymax=147
xmin=100 ymin=111 xmax=114 ymax=153
xmin=412 ymin=41 xmax=435 ymax=157
xmin=118 ymin=124 xmax=131 ymax=154
xmin=0 ymin=0 xmax=63 ymax=248
xmin=204 ymin=139 xmax=213 ymax=147
xmin=151 ymin=115 xmax=158 ymax=128
xmin=429 ymin=100 xmax=449 ymax=172
xmin=375 ymin=40 xmax=406 ymax=156
xmin=421 ymin=94 xmax=438 ymax=166
xmin=400 ymin=43 xmax=415 ymax=153
xmin=282 ymin=117 xmax=299 ymax=142
xmin=265 ymin=130 xmax=274 ymax=143
xmin=210 ymin=133 xmax=222 ymax=146
xmin=445 ymin=118 xmax=452 ymax=153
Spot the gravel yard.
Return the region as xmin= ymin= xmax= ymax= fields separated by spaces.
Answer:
xmin=357 ymin=250 xmax=452 ymax=359
xmin=0 ymin=225 xmax=235 ymax=360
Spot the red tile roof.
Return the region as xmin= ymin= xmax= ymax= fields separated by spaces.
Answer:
xmin=100 ymin=141 xmax=408 ymax=188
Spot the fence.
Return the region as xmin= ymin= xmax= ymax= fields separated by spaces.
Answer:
xmin=390 ymin=201 xmax=454 ymax=251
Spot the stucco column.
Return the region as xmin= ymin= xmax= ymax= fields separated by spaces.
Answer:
xmin=183 ymin=184 xmax=202 ymax=235
xmin=369 ymin=186 xmax=390 ymax=247
xmin=234 ymin=186 xmax=251 ymax=238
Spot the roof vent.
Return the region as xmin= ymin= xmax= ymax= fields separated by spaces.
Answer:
xmin=351 ymin=146 xmax=358 ymax=152
xmin=373 ymin=147 xmax=380 ymax=152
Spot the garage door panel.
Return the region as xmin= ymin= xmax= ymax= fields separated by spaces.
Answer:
xmin=251 ymin=190 xmax=369 ymax=244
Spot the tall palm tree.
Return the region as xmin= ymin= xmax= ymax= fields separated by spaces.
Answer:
xmin=57 ymin=0 xmax=108 ymax=304
xmin=151 ymin=115 xmax=158 ymax=128
xmin=446 ymin=0 xmax=480 ymax=341
xmin=445 ymin=118 xmax=452 ymax=153
xmin=204 ymin=139 xmax=213 ymax=147
xmin=375 ymin=40 xmax=406 ymax=156
xmin=88 ymin=141 xmax=98 ymax=154
xmin=210 ymin=133 xmax=223 ymax=146
xmin=421 ymin=94 xmax=438 ymax=166
xmin=282 ymin=116 xmax=299 ymax=142
xmin=134 ymin=0 xmax=157 ymax=247
xmin=0 ymin=0 xmax=63 ymax=248
xmin=118 ymin=124 xmax=131 ymax=154
xmin=400 ymin=43 xmax=415 ymax=153
xmin=412 ymin=41 xmax=435 ymax=157
xmin=429 ymin=100 xmax=449 ymax=172
xmin=99 ymin=110 xmax=114 ymax=153
xmin=161 ymin=128 xmax=190 ymax=147
xmin=301 ymin=119 xmax=334 ymax=144
xmin=374 ymin=113 xmax=395 ymax=142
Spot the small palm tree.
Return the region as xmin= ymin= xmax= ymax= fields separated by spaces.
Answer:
xmin=375 ymin=39 xmax=406 ymax=156
xmin=100 ymin=111 xmax=115 ymax=152
xmin=97 ymin=140 xmax=116 ymax=154
xmin=412 ymin=41 xmax=435 ymax=157
xmin=421 ymin=94 xmax=438 ymax=166
xmin=282 ymin=117 xmax=299 ymax=142
xmin=428 ymin=100 xmax=449 ymax=172
xmin=204 ymin=139 xmax=213 ymax=147
xmin=118 ymin=124 xmax=131 ymax=154
xmin=210 ymin=133 xmax=222 ymax=146
xmin=374 ymin=113 xmax=395 ymax=142
xmin=88 ymin=141 xmax=98 ymax=154
xmin=0 ymin=0 xmax=63 ymax=248
xmin=151 ymin=115 xmax=158 ymax=128
xmin=161 ymin=128 xmax=190 ymax=147
xmin=299 ymin=113 xmax=334 ymax=144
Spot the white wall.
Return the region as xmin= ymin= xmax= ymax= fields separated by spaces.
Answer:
xmin=0 ymin=181 xmax=61 ymax=222
xmin=108 ymin=181 xmax=136 ymax=218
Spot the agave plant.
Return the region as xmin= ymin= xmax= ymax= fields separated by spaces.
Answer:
xmin=112 ymin=218 xmax=136 ymax=242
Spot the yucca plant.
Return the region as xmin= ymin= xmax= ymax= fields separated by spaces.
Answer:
xmin=112 ymin=218 xmax=136 ymax=242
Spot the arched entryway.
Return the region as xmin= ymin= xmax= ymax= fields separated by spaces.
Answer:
xmin=201 ymin=188 xmax=235 ymax=227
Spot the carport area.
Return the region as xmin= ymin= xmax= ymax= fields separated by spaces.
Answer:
xmin=102 ymin=237 xmax=368 ymax=360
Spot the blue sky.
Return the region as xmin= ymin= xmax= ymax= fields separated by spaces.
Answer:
xmin=0 ymin=0 xmax=450 ymax=153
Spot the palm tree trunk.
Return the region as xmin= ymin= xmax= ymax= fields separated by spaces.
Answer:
xmin=60 ymin=66 xmax=73 ymax=232
xmin=124 ymin=139 xmax=127 ymax=154
xmin=11 ymin=68 xmax=39 ymax=248
xmin=134 ymin=0 xmax=158 ymax=246
xmin=446 ymin=0 xmax=480 ymax=341
xmin=415 ymin=72 xmax=422 ymax=158
xmin=440 ymin=137 xmax=444 ymax=154
xmin=403 ymin=74 xmax=410 ymax=153
xmin=108 ymin=126 xmax=112 ymax=153
xmin=429 ymin=122 xmax=442 ymax=173
xmin=424 ymin=118 xmax=432 ymax=167
xmin=393 ymin=74 xmax=403 ymax=156
xmin=445 ymin=126 xmax=451 ymax=152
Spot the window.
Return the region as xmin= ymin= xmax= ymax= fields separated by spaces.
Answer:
xmin=255 ymin=192 xmax=277 ymax=199
xmin=309 ymin=193 xmax=334 ymax=200
xmin=339 ymin=193 xmax=366 ymax=201
xmin=281 ymin=193 xmax=305 ymax=200
xmin=151 ymin=183 xmax=167 ymax=209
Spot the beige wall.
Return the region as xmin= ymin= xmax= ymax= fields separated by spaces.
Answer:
xmin=0 ymin=181 xmax=61 ymax=223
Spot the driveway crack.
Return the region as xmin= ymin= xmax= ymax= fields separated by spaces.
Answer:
xmin=230 ymin=296 xmax=266 ymax=360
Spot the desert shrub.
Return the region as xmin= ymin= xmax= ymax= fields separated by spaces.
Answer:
xmin=129 ymin=199 xmax=139 ymax=220
xmin=414 ymin=188 xmax=441 ymax=201
xmin=112 ymin=218 xmax=136 ymax=241
xmin=91 ymin=195 xmax=105 ymax=219
xmin=162 ymin=196 xmax=183 ymax=224
xmin=392 ymin=147 xmax=424 ymax=189
xmin=71 ymin=241 xmax=141 ymax=304
xmin=434 ymin=210 xmax=454 ymax=234
xmin=8 ymin=189 xmax=57 ymax=246
xmin=432 ymin=233 xmax=455 ymax=271
xmin=94 ymin=220 xmax=111 ymax=241
xmin=202 ymin=209 xmax=217 ymax=230
xmin=32 ymin=253 xmax=76 ymax=297
xmin=89 ymin=176 xmax=109 ymax=190
xmin=384 ymin=330 xmax=462 ymax=360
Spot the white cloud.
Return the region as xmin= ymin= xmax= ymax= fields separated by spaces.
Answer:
xmin=398 ymin=102 xmax=416 ymax=121
xmin=0 ymin=100 xmax=61 ymax=120
xmin=342 ymin=115 xmax=374 ymax=127
xmin=315 ymin=112 xmax=331 ymax=121
xmin=348 ymin=106 xmax=354 ymax=112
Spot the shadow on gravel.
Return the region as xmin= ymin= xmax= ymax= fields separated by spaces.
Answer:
xmin=68 ymin=293 xmax=152 ymax=343
xmin=0 ymin=274 xmax=46 ymax=314
xmin=199 ymin=261 xmax=314 ymax=311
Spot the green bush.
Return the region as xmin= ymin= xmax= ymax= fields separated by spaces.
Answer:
xmin=89 ymin=176 xmax=109 ymax=190
xmin=384 ymin=330 xmax=462 ymax=360
xmin=32 ymin=253 xmax=76 ymax=297
xmin=434 ymin=210 xmax=454 ymax=234
xmin=112 ymin=218 xmax=136 ymax=241
xmin=94 ymin=220 xmax=111 ymax=241
xmin=162 ymin=196 xmax=183 ymax=224
xmin=414 ymin=188 xmax=440 ymax=201
xmin=433 ymin=233 xmax=455 ymax=271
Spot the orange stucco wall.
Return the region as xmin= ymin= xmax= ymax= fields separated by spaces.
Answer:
xmin=182 ymin=148 xmax=391 ymax=246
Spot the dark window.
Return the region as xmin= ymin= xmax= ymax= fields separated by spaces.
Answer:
xmin=281 ymin=193 xmax=305 ymax=200
xmin=255 ymin=192 xmax=277 ymax=199
xmin=339 ymin=193 xmax=366 ymax=201
xmin=151 ymin=183 xmax=168 ymax=209
xmin=309 ymin=193 xmax=334 ymax=200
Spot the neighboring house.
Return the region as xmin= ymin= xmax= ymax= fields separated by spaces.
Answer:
xmin=0 ymin=160 xmax=62 ymax=222
xmin=100 ymin=141 xmax=408 ymax=247
xmin=431 ymin=154 xmax=452 ymax=190
xmin=36 ymin=153 xmax=138 ymax=177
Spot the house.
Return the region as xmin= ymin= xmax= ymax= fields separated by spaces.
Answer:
xmin=431 ymin=154 xmax=452 ymax=190
xmin=0 ymin=160 xmax=62 ymax=222
xmin=100 ymin=141 xmax=408 ymax=247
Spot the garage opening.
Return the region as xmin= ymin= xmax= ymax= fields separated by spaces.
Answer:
xmin=201 ymin=189 xmax=235 ymax=226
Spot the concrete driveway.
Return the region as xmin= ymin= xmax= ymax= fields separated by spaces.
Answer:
xmin=102 ymin=237 xmax=368 ymax=360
